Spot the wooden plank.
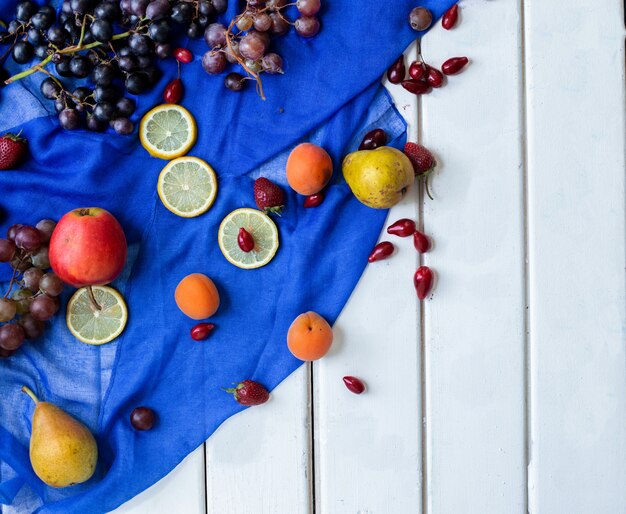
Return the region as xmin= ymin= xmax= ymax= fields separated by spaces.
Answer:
xmin=525 ymin=1 xmax=626 ymax=512
xmin=420 ymin=0 xmax=527 ymax=511
xmin=205 ymin=366 xmax=311 ymax=514
xmin=314 ymin=42 xmax=423 ymax=514
xmin=111 ymin=446 xmax=205 ymax=514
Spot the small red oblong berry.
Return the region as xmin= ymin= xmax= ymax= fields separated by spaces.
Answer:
xmin=343 ymin=376 xmax=366 ymax=394
xmin=409 ymin=61 xmax=427 ymax=81
xmin=237 ymin=227 xmax=255 ymax=252
xmin=163 ymin=78 xmax=183 ymax=104
xmin=414 ymin=266 xmax=434 ymax=300
xmin=191 ymin=322 xmax=216 ymax=341
xmin=413 ymin=230 xmax=431 ymax=253
xmin=173 ymin=48 xmax=193 ymax=63
xmin=368 ymin=241 xmax=394 ymax=263
xmin=442 ymin=4 xmax=459 ymax=30
xmin=401 ymin=79 xmax=430 ymax=95
xmin=387 ymin=55 xmax=406 ymax=84
xmin=387 ymin=218 xmax=416 ymax=238
xmin=304 ymin=192 xmax=325 ymax=208
xmin=426 ymin=67 xmax=444 ymax=88
xmin=442 ymin=57 xmax=469 ymax=75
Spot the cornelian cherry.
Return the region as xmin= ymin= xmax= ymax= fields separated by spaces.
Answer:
xmin=238 ymin=228 xmax=255 ymax=252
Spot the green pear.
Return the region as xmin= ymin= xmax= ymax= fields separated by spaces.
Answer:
xmin=342 ymin=146 xmax=415 ymax=209
xmin=22 ymin=386 xmax=98 ymax=488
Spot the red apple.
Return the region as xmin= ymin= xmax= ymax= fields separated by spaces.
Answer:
xmin=49 ymin=207 xmax=127 ymax=288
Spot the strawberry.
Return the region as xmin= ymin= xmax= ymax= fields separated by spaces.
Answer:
xmin=225 ymin=380 xmax=270 ymax=406
xmin=0 ymin=132 xmax=27 ymax=170
xmin=403 ymin=142 xmax=435 ymax=176
xmin=254 ymin=177 xmax=284 ymax=215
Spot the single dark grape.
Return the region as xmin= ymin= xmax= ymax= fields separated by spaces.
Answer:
xmin=46 ymin=26 xmax=68 ymax=46
xmin=55 ymin=58 xmax=72 ymax=77
xmin=93 ymin=101 xmax=115 ymax=122
xmin=40 ymin=78 xmax=61 ymax=100
xmin=0 ymin=324 xmax=25 ymax=351
xmin=91 ymin=19 xmax=113 ymax=42
xmin=170 ymin=2 xmax=193 ymax=24
xmin=69 ymin=55 xmax=91 ymax=78
xmin=0 ymin=298 xmax=17 ymax=323
xmin=148 ymin=19 xmax=171 ymax=43
xmin=12 ymin=41 xmax=34 ymax=64
xmin=254 ymin=13 xmax=272 ymax=32
xmin=118 ymin=55 xmax=137 ymax=72
xmin=35 ymin=219 xmax=56 ymax=243
xmin=146 ymin=0 xmax=170 ymax=20
xmin=92 ymin=63 xmax=116 ymax=85
xmin=236 ymin=15 xmax=253 ymax=31
xmin=34 ymin=44 xmax=49 ymax=59
xmin=94 ymin=84 xmax=118 ymax=103
xmin=54 ymin=95 xmax=73 ymax=113
xmin=86 ymin=114 xmax=106 ymax=131
xmin=196 ymin=14 xmax=210 ymax=29
xmin=70 ymin=0 xmax=95 ymax=15
xmin=94 ymin=2 xmax=121 ymax=21
xmin=31 ymin=11 xmax=54 ymax=30
xmin=130 ymin=0 xmax=150 ymax=16
xmin=297 ymin=0 xmax=321 ymax=16
xmin=201 ymin=51 xmax=226 ymax=74
xmin=409 ymin=6 xmax=432 ymax=31
xmin=59 ymin=108 xmax=80 ymax=130
xmin=186 ymin=22 xmax=203 ymax=39
xmin=12 ymin=288 xmax=33 ymax=315
xmin=239 ymin=31 xmax=268 ymax=61
xmin=294 ymin=15 xmax=320 ymax=37
xmin=30 ymin=294 xmax=56 ymax=321
xmin=130 ymin=406 xmax=156 ymax=430
xmin=28 ymin=27 xmax=45 ymax=45
xmin=16 ymin=1 xmax=38 ymax=22
xmin=114 ymin=97 xmax=135 ymax=118
xmin=125 ymin=72 xmax=149 ymax=94
xmin=20 ymin=314 xmax=45 ymax=340
xmin=23 ymin=267 xmax=43 ymax=292
xmin=0 ymin=239 xmax=16 ymax=262
xmin=261 ymin=52 xmax=283 ymax=74
xmin=224 ymin=42 xmax=241 ymax=64
xmin=112 ymin=117 xmax=134 ymax=135
xmin=136 ymin=55 xmax=152 ymax=69
xmin=129 ymin=33 xmax=152 ymax=56
xmin=39 ymin=273 xmax=64 ymax=297
xmin=204 ymin=23 xmax=227 ymax=48
xmin=15 ymin=226 xmax=42 ymax=252
xmin=31 ymin=246 xmax=50 ymax=269
xmin=212 ymin=0 xmax=227 ymax=13
xmin=269 ymin=12 xmax=289 ymax=35
xmin=8 ymin=21 xmax=23 ymax=35
xmin=7 ymin=224 xmax=23 ymax=241
xmin=155 ymin=43 xmax=171 ymax=58
xmin=224 ymin=72 xmax=246 ymax=92
xmin=198 ymin=0 xmax=215 ymax=16
xmin=73 ymin=86 xmax=93 ymax=103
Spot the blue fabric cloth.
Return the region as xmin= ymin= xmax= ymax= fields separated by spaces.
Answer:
xmin=0 ymin=0 xmax=455 ymax=512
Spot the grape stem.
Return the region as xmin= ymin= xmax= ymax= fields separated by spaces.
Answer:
xmin=4 ymin=31 xmax=132 ymax=85
xmin=87 ymin=285 xmax=102 ymax=311
xmin=3 ymin=258 xmax=22 ymax=299
xmin=225 ymin=15 xmax=266 ymax=100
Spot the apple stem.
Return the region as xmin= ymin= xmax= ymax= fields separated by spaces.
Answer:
xmin=87 ymin=285 xmax=102 ymax=311
xmin=21 ymin=386 xmax=40 ymax=404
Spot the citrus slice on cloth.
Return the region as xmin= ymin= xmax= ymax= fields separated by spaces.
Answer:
xmin=157 ymin=156 xmax=218 ymax=217
xmin=139 ymin=104 xmax=197 ymax=159
xmin=218 ymin=208 xmax=279 ymax=269
xmin=66 ymin=286 xmax=128 ymax=345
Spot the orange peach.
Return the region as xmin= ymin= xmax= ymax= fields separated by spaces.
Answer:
xmin=175 ymin=273 xmax=220 ymax=320
xmin=286 ymin=143 xmax=333 ymax=195
xmin=287 ymin=311 xmax=333 ymax=361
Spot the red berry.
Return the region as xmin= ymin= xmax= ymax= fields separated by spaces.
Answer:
xmin=386 ymin=55 xmax=405 ymax=84
xmin=225 ymin=380 xmax=270 ymax=406
xmin=173 ymin=48 xmax=193 ymax=63
xmin=130 ymin=407 xmax=156 ymax=430
xmin=414 ymin=266 xmax=434 ymax=300
xmin=253 ymin=177 xmax=285 ymax=214
xmin=190 ymin=322 xmax=215 ymax=341
xmin=343 ymin=376 xmax=366 ymax=394
xmin=413 ymin=230 xmax=431 ymax=253
xmin=0 ymin=132 xmax=27 ymax=170
xmin=359 ymin=128 xmax=387 ymax=151
xmin=387 ymin=218 xmax=416 ymax=238
xmin=237 ymin=227 xmax=255 ymax=252
xmin=304 ymin=192 xmax=324 ymax=208
xmin=408 ymin=61 xmax=427 ymax=81
xmin=401 ymin=79 xmax=430 ymax=95
xmin=442 ymin=57 xmax=469 ymax=75
xmin=163 ymin=78 xmax=183 ymax=104
xmin=426 ymin=67 xmax=444 ymax=88
xmin=442 ymin=4 xmax=459 ymax=30
xmin=368 ymin=241 xmax=394 ymax=263
xmin=403 ymin=143 xmax=435 ymax=176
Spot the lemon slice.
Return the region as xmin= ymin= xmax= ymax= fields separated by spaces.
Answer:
xmin=66 ymin=286 xmax=128 ymax=345
xmin=157 ymin=156 xmax=218 ymax=217
xmin=139 ymin=104 xmax=197 ymax=160
xmin=218 ymin=208 xmax=279 ymax=269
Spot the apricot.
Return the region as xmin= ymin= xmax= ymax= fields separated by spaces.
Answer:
xmin=175 ymin=273 xmax=220 ymax=320
xmin=287 ymin=311 xmax=333 ymax=361
xmin=286 ymin=143 xmax=333 ymax=195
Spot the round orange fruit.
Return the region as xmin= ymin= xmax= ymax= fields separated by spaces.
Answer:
xmin=287 ymin=311 xmax=334 ymax=361
xmin=175 ymin=273 xmax=220 ymax=320
xmin=286 ymin=143 xmax=333 ymax=195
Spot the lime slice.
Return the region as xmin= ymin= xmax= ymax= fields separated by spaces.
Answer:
xmin=139 ymin=104 xmax=197 ymax=160
xmin=66 ymin=286 xmax=128 ymax=345
xmin=157 ymin=156 xmax=218 ymax=218
xmin=218 ymin=208 xmax=279 ymax=269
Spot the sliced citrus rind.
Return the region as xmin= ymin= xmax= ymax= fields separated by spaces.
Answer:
xmin=218 ymin=208 xmax=279 ymax=269
xmin=66 ymin=286 xmax=128 ymax=345
xmin=139 ymin=104 xmax=197 ymax=160
xmin=157 ymin=156 xmax=218 ymax=218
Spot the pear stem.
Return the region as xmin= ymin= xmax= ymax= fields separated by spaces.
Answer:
xmin=21 ymin=386 xmax=40 ymax=404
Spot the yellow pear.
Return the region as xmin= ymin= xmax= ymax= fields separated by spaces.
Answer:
xmin=342 ymin=146 xmax=414 ymax=209
xmin=22 ymin=386 xmax=98 ymax=488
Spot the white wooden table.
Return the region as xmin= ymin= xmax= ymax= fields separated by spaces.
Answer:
xmin=112 ymin=1 xmax=626 ymax=512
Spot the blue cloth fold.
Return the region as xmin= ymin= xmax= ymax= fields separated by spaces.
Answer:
xmin=0 ymin=0 xmax=455 ymax=512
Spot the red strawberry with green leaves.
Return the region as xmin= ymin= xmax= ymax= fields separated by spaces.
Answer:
xmin=254 ymin=177 xmax=285 ymax=215
xmin=0 ymin=132 xmax=27 ymax=170
xmin=403 ymin=142 xmax=436 ymax=199
xmin=225 ymin=380 xmax=270 ymax=406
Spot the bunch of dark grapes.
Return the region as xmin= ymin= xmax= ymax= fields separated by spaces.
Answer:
xmin=0 ymin=220 xmax=65 ymax=358
xmin=0 ymin=0 xmax=227 ymax=133
xmin=201 ymin=0 xmax=322 ymax=97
